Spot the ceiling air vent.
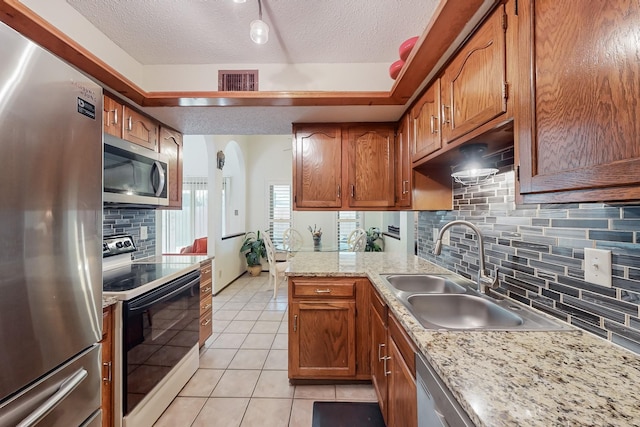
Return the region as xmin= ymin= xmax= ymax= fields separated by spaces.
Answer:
xmin=218 ymin=70 xmax=259 ymax=91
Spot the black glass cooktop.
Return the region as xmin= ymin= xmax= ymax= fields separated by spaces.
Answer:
xmin=103 ymin=263 xmax=191 ymax=292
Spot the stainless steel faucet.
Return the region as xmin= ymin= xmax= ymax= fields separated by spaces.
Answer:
xmin=433 ymin=220 xmax=498 ymax=295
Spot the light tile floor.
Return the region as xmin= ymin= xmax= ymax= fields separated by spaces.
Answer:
xmin=153 ymin=273 xmax=378 ymax=427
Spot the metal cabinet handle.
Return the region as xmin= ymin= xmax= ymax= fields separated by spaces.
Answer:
xmin=441 ymin=105 xmax=450 ymax=125
xmin=383 ymin=356 xmax=391 ymax=376
xmin=378 ymin=343 xmax=386 ymax=361
xmin=16 ymin=369 xmax=87 ymax=427
xmin=293 ymin=314 xmax=298 ymax=332
xmin=314 ymin=289 xmax=331 ymax=294
xmin=402 ymin=180 xmax=409 ymax=195
xmin=102 ymin=361 xmax=112 ymax=382
xmin=337 ymin=184 xmax=341 ymax=199
xmin=350 ymin=184 xmax=355 ymax=198
xmin=201 ymin=318 xmax=211 ymax=326
xmin=430 ymin=114 xmax=438 ymax=134
xmin=201 ymin=303 xmax=212 ymax=311
xmin=202 ymin=286 xmax=211 ymax=293
xmin=127 ymin=116 xmax=132 ymax=131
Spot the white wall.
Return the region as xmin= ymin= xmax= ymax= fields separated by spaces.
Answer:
xmin=20 ymin=0 xmax=393 ymax=93
xmin=183 ymin=135 xmax=209 ymax=177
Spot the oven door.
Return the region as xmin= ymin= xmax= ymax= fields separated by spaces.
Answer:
xmin=122 ymin=270 xmax=200 ymax=415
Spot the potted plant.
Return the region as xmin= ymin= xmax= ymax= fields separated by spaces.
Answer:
xmin=365 ymin=227 xmax=384 ymax=252
xmin=240 ymin=231 xmax=266 ymax=276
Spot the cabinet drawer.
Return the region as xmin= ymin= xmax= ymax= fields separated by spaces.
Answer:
xmin=200 ymin=281 xmax=212 ymax=298
xmin=102 ymin=306 xmax=112 ymax=342
xmin=199 ymin=310 xmax=212 ymax=347
xmin=200 ymin=294 xmax=213 ymax=316
xmin=293 ymin=281 xmax=355 ymax=299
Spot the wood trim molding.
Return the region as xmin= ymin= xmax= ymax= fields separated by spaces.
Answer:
xmin=0 ymin=0 xmax=486 ymax=110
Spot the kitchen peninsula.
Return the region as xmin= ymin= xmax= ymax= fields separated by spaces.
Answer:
xmin=286 ymin=252 xmax=640 ymax=427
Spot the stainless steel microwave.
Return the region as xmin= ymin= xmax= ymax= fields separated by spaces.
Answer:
xmin=103 ymin=133 xmax=169 ymax=206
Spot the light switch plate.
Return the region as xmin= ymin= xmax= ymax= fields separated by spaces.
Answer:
xmin=140 ymin=226 xmax=148 ymax=240
xmin=433 ymin=228 xmax=450 ymax=246
xmin=584 ymin=248 xmax=612 ymax=287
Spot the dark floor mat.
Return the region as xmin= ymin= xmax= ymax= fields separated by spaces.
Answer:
xmin=312 ymin=401 xmax=385 ymax=427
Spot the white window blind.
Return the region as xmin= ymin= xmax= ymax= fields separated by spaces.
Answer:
xmin=162 ymin=177 xmax=208 ymax=253
xmin=338 ymin=211 xmax=361 ymax=243
xmin=269 ymin=184 xmax=291 ymax=245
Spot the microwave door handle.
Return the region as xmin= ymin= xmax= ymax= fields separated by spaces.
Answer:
xmin=151 ymin=161 xmax=166 ymax=197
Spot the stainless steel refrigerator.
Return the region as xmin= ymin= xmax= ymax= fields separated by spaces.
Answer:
xmin=0 ymin=20 xmax=103 ymax=427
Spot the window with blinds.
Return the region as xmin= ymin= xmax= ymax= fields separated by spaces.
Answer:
xmin=162 ymin=177 xmax=208 ymax=253
xmin=338 ymin=211 xmax=361 ymax=243
xmin=269 ymin=184 xmax=291 ymax=245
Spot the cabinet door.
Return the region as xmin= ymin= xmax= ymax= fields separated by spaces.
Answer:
xmin=395 ymin=115 xmax=412 ymax=208
xmin=159 ymin=126 xmax=183 ymax=209
xmin=346 ymin=125 xmax=395 ymax=208
xmin=370 ymin=295 xmax=388 ymax=423
xmin=103 ymin=95 xmax=123 ymax=138
xmin=293 ymin=125 xmax=343 ymax=208
xmin=411 ymin=79 xmax=441 ymax=163
xmin=440 ymin=5 xmax=507 ymax=144
xmin=387 ymin=338 xmax=417 ymax=427
xmin=289 ymin=300 xmax=356 ymax=378
xmin=123 ymin=106 xmax=158 ymax=151
xmin=101 ymin=307 xmax=113 ymax=427
xmin=516 ymin=0 xmax=640 ymax=203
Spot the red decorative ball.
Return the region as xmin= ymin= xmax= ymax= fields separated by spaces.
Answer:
xmin=399 ymin=36 xmax=419 ymax=61
xmin=389 ymin=59 xmax=404 ymax=80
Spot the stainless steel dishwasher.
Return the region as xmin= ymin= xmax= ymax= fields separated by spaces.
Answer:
xmin=416 ymin=352 xmax=475 ymax=427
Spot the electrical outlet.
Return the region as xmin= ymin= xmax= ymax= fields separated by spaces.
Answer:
xmin=584 ymin=248 xmax=612 ymax=287
xmin=140 ymin=226 xmax=148 ymax=240
xmin=432 ymin=228 xmax=439 ymax=239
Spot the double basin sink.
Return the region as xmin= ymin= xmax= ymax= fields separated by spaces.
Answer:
xmin=381 ymin=273 xmax=572 ymax=331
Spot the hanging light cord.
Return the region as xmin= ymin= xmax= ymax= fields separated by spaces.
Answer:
xmin=258 ymin=0 xmax=263 ymax=20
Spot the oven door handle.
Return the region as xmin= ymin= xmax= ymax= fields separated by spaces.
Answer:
xmin=126 ymin=272 xmax=200 ymax=314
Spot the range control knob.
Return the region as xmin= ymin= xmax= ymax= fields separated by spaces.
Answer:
xmin=124 ymin=241 xmax=132 ymax=247
xmin=116 ymin=242 xmax=123 ymax=248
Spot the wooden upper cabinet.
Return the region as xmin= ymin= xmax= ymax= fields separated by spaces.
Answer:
xmin=440 ymin=4 xmax=507 ymax=145
xmin=158 ymin=126 xmax=183 ymax=209
xmin=395 ymin=115 xmax=412 ymax=208
xmin=516 ymin=0 xmax=640 ymax=203
xmin=103 ymin=94 xmax=123 ymax=138
xmin=293 ymin=125 xmax=343 ymax=209
xmin=410 ymin=79 xmax=441 ymax=163
xmin=346 ymin=124 xmax=395 ymax=208
xmin=123 ymin=106 xmax=158 ymax=151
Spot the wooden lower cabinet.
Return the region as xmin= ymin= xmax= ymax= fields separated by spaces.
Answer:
xmin=101 ymin=305 xmax=113 ymax=427
xmin=288 ymin=276 xmax=370 ymax=381
xmin=199 ymin=259 xmax=213 ymax=347
xmin=370 ymin=286 xmax=417 ymax=427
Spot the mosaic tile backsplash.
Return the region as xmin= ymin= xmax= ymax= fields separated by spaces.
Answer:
xmin=417 ymin=148 xmax=640 ymax=354
xmin=103 ymin=208 xmax=156 ymax=260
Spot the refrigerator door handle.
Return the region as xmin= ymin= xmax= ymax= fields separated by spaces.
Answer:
xmin=16 ymin=369 xmax=88 ymax=427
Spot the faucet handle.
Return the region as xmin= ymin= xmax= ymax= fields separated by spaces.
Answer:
xmin=480 ymin=267 xmax=500 ymax=295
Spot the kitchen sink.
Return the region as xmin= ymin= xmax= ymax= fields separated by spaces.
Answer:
xmin=380 ymin=274 xmax=574 ymax=332
xmin=384 ymin=274 xmax=466 ymax=294
xmin=406 ymin=294 xmax=524 ymax=329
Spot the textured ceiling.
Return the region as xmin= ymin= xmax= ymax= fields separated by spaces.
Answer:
xmin=66 ymin=0 xmax=437 ymax=65
xmin=64 ymin=0 xmax=441 ymax=134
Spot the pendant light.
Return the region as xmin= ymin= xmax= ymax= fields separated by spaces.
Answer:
xmin=450 ymin=143 xmax=499 ymax=186
xmin=250 ymin=0 xmax=269 ymax=44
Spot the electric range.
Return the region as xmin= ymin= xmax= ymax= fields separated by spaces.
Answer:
xmin=102 ymin=234 xmax=200 ymax=427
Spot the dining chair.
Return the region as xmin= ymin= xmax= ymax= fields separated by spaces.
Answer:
xmin=282 ymin=227 xmax=304 ymax=259
xmin=263 ymin=231 xmax=289 ymax=298
xmin=347 ymin=228 xmax=367 ymax=252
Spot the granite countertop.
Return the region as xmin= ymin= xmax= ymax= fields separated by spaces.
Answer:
xmin=286 ymin=252 xmax=640 ymax=427
xmin=102 ymin=295 xmax=118 ymax=308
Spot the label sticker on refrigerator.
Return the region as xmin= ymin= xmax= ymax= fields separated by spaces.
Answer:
xmin=77 ymin=97 xmax=96 ymax=119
